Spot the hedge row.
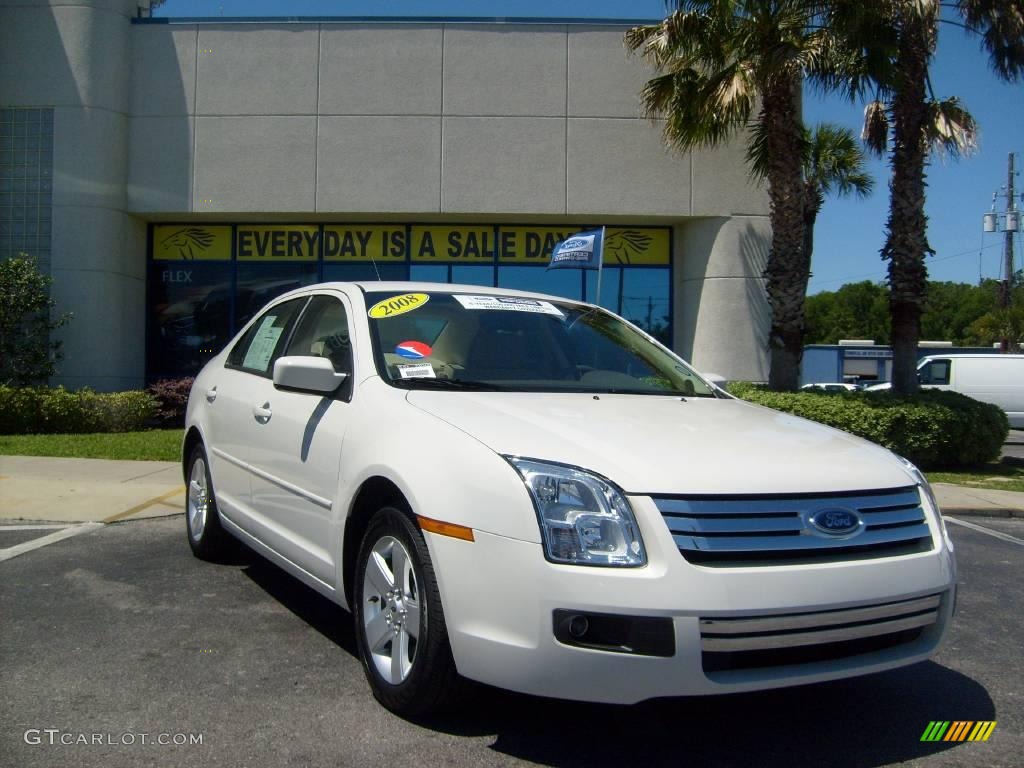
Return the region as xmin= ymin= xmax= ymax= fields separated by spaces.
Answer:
xmin=727 ymin=382 xmax=1008 ymax=470
xmin=0 ymin=386 xmax=156 ymax=435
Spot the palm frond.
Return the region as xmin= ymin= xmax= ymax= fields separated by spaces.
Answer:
xmin=861 ymin=99 xmax=890 ymax=156
xmin=925 ymin=97 xmax=979 ymax=158
xmin=746 ymin=120 xmax=770 ymax=180
xmin=957 ymin=0 xmax=1024 ymax=81
xmin=806 ymin=123 xmax=874 ymax=199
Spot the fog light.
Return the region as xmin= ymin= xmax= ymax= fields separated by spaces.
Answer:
xmin=568 ymin=615 xmax=590 ymax=639
xmin=553 ymin=610 xmax=675 ymax=657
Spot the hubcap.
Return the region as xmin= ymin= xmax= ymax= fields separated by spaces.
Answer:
xmin=187 ymin=457 xmax=209 ymax=541
xmin=361 ymin=535 xmax=421 ymax=684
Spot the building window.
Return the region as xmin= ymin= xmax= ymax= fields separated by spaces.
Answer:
xmin=147 ymin=223 xmax=672 ymax=380
xmin=0 ymin=108 xmax=53 ymax=268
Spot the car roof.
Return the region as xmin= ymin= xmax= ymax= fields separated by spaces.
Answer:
xmin=280 ymin=280 xmax=591 ymax=308
xmin=919 ymin=354 xmax=1024 ymax=360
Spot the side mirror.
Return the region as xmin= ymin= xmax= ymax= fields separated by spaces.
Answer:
xmin=273 ymin=356 xmax=348 ymax=394
xmin=702 ymin=372 xmax=728 ymax=390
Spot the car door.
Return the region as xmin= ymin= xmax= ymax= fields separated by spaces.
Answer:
xmin=245 ymin=292 xmax=355 ymax=585
xmin=206 ymin=296 xmax=308 ymax=531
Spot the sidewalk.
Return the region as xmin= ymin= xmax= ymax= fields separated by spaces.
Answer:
xmin=933 ymin=483 xmax=1024 ymax=518
xmin=1 ymin=455 xmax=1022 ymax=524
xmin=0 ymin=456 xmax=184 ymax=524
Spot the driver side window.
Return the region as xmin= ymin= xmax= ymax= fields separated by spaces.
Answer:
xmin=285 ymin=295 xmax=353 ymax=375
xmin=919 ymin=359 xmax=951 ymax=385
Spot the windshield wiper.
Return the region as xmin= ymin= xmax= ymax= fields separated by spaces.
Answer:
xmin=396 ymin=378 xmax=508 ymax=391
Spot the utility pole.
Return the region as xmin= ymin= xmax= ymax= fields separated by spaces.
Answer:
xmin=982 ymin=152 xmax=1020 ymax=352
xmin=1002 ymin=152 xmax=1016 ymax=312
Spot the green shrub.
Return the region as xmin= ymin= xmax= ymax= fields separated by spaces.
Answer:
xmin=0 ymin=386 xmax=156 ymax=435
xmin=726 ymin=382 xmax=1008 ymax=470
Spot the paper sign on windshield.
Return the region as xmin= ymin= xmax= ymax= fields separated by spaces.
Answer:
xmin=454 ymin=295 xmax=564 ymax=318
xmin=397 ymin=363 xmax=436 ymax=379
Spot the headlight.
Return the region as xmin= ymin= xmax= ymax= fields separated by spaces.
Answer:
xmin=506 ymin=457 xmax=646 ymax=567
xmin=895 ymin=455 xmax=953 ymax=552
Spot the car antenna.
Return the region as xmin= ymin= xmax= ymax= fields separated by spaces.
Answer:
xmin=369 ymin=252 xmax=382 ymax=281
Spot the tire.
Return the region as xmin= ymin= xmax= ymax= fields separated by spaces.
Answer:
xmin=353 ymin=506 xmax=470 ymax=717
xmin=185 ymin=444 xmax=233 ymax=560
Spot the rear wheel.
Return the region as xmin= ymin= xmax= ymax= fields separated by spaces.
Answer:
xmin=354 ymin=506 xmax=469 ymax=716
xmin=185 ymin=444 xmax=232 ymax=560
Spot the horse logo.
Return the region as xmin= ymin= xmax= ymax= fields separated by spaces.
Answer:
xmin=605 ymin=230 xmax=654 ymax=264
xmin=160 ymin=227 xmax=215 ymax=260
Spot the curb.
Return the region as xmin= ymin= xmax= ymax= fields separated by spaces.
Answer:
xmin=940 ymin=508 xmax=1024 ymax=520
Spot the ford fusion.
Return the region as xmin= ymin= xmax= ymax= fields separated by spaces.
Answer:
xmin=183 ymin=282 xmax=956 ymax=715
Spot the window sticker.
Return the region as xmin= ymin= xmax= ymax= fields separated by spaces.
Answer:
xmin=397 ymin=363 xmax=436 ymax=379
xmin=453 ymin=295 xmax=565 ymax=318
xmin=242 ymin=315 xmax=285 ymax=371
xmin=367 ymin=293 xmax=429 ymax=319
xmin=395 ymin=341 xmax=433 ymax=359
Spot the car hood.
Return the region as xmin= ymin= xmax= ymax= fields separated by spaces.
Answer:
xmin=405 ymin=391 xmax=913 ymax=495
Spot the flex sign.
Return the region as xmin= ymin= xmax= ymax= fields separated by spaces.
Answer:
xmin=151 ymin=224 xmax=670 ymax=265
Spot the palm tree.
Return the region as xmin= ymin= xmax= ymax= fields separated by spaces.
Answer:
xmin=831 ymin=0 xmax=1023 ymax=392
xmin=626 ymin=1 xmax=841 ymax=391
xmin=802 ymin=123 xmax=873 ymax=270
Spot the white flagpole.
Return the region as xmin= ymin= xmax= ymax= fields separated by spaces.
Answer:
xmin=595 ymin=226 xmax=606 ymax=306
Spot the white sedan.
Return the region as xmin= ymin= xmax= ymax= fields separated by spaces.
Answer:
xmin=800 ymin=382 xmax=859 ymax=392
xmin=184 ymin=282 xmax=956 ymax=715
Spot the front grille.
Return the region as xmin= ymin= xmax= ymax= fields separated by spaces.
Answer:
xmin=700 ymin=593 xmax=941 ymax=672
xmin=653 ymin=486 xmax=934 ymax=566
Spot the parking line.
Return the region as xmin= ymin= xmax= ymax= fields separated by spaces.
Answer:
xmin=102 ymin=487 xmax=184 ymax=523
xmin=0 ymin=523 xmax=104 ymax=563
xmin=944 ymin=516 xmax=1024 ymax=546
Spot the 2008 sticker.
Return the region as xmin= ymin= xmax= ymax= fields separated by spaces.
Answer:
xmin=368 ymin=293 xmax=429 ymax=319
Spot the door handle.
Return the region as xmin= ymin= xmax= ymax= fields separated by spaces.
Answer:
xmin=205 ymin=387 xmax=218 ymax=403
xmin=252 ymin=402 xmax=272 ymax=424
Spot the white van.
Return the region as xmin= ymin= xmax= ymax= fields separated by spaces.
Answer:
xmin=917 ymin=354 xmax=1024 ymax=428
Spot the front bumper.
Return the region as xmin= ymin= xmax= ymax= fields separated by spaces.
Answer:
xmin=425 ymin=496 xmax=956 ymax=704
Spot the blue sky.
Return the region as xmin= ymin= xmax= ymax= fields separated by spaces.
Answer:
xmin=156 ymin=1 xmax=1024 ymax=294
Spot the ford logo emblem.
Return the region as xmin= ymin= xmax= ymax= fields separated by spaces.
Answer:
xmin=808 ymin=507 xmax=863 ymax=536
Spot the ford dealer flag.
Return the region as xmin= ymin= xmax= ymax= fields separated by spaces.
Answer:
xmin=547 ymin=229 xmax=603 ymax=270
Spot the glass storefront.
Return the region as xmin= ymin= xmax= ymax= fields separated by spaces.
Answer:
xmin=147 ymin=223 xmax=672 ymax=381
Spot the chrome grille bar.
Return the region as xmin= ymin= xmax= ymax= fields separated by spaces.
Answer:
xmin=672 ymin=524 xmax=932 ymax=553
xmin=700 ymin=594 xmax=942 ymax=652
xmin=699 ymin=594 xmax=940 ymax=635
xmin=701 ymin=613 xmax=937 ymax=651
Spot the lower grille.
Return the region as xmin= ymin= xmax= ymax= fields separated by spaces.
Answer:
xmin=700 ymin=594 xmax=941 ymax=672
xmin=654 ymin=486 xmax=935 ymax=566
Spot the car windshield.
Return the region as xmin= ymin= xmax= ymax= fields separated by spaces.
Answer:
xmin=364 ymin=290 xmax=717 ymax=397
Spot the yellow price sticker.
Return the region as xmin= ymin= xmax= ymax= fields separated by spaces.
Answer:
xmin=367 ymin=293 xmax=430 ymax=319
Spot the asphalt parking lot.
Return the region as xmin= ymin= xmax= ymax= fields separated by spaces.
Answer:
xmin=1 ymin=515 xmax=1021 ymax=768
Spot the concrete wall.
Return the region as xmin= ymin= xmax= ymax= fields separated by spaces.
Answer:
xmin=674 ymin=215 xmax=771 ymax=382
xmin=0 ymin=0 xmax=145 ymax=391
xmin=127 ymin=22 xmax=742 ymax=219
xmin=1 ymin=6 xmax=771 ymax=387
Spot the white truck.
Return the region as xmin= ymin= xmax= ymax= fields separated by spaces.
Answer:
xmin=917 ymin=354 xmax=1024 ymax=428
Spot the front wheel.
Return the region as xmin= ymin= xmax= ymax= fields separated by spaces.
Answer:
xmin=185 ymin=444 xmax=232 ymax=560
xmin=354 ymin=506 xmax=470 ymax=716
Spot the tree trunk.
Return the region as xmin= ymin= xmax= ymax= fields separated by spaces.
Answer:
xmin=763 ymin=75 xmax=808 ymax=391
xmin=884 ymin=13 xmax=933 ymax=394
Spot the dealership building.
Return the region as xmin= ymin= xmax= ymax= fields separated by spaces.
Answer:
xmin=0 ymin=0 xmax=771 ymax=390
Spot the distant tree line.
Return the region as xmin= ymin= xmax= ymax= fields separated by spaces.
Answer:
xmin=805 ymin=277 xmax=1024 ymax=347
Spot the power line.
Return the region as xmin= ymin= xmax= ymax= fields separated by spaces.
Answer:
xmin=813 ymin=242 xmax=1003 ymax=288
